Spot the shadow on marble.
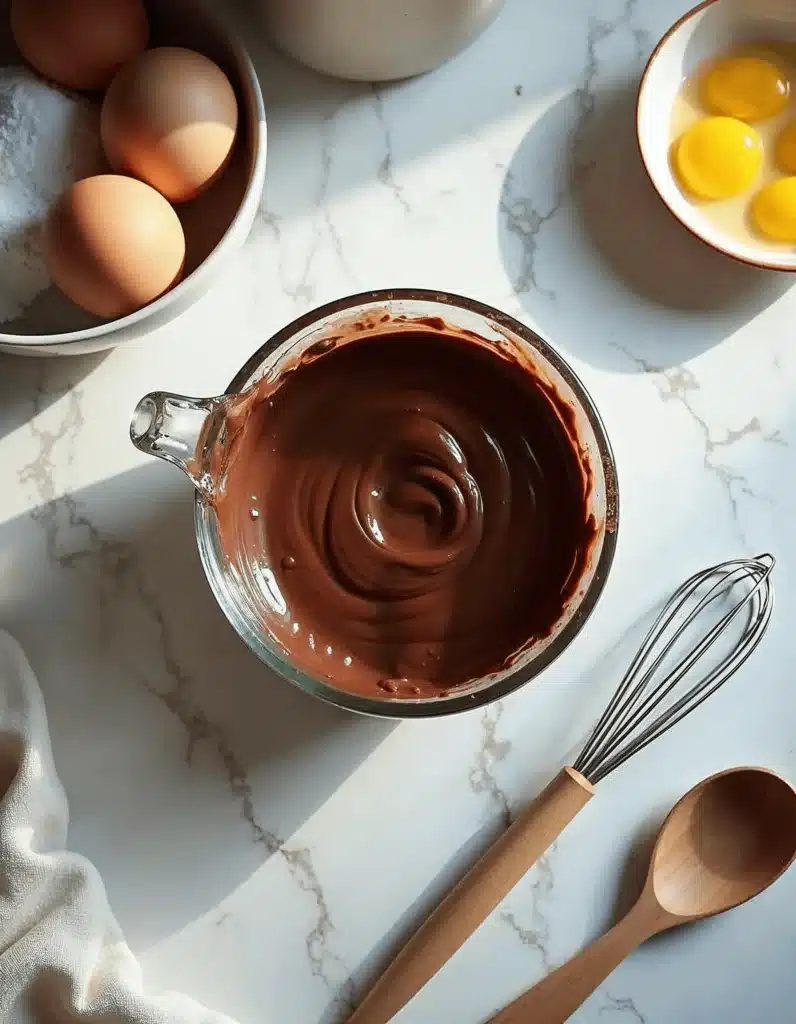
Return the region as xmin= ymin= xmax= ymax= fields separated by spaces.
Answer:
xmin=0 ymin=463 xmax=393 ymax=948
xmin=224 ymin=0 xmax=535 ymax=226
xmin=601 ymin=817 xmax=659 ymax=931
xmin=345 ymin=815 xmax=506 ymax=1022
xmin=586 ymin=782 xmax=766 ymax=968
xmin=498 ymin=84 xmax=793 ymax=373
xmin=0 ymin=351 xmax=108 ymax=442
xmin=599 ymin=813 xmax=726 ymax=961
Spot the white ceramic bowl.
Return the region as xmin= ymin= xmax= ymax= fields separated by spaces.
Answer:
xmin=0 ymin=0 xmax=266 ymax=356
xmin=259 ymin=0 xmax=505 ymax=82
xmin=638 ymin=0 xmax=796 ymax=271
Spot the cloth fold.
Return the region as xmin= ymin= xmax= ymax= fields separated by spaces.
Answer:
xmin=0 ymin=630 xmax=235 ymax=1024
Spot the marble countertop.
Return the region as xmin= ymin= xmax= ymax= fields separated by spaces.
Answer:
xmin=2 ymin=0 xmax=796 ymax=1020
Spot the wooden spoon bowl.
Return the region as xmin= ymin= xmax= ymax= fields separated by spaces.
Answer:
xmin=652 ymin=768 xmax=796 ymax=919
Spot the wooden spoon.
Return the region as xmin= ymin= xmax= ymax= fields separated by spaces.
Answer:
xmin=488 ymin=767 xmax=796 ymax=1024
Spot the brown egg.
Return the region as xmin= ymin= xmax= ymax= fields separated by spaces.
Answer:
xmin=44 ymin=175 xmax=186 ymax=319
xmin=11 ymin=0 xmax=149 ymax=92
xmin=101 ymin=47 xmax=239 ymax=204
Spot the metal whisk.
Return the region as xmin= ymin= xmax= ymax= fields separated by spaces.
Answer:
xmin=348 ymin=554 xmax=776 ymax=1024
xmin=576 ymin=553 xmax=774 ymax=785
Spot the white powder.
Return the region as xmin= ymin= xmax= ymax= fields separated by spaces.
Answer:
xmin=0 ymin=67 xmax=105 ymax=324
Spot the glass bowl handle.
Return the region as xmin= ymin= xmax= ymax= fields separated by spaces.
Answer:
xmin=130 ymin=390 xmax=224 ymax=498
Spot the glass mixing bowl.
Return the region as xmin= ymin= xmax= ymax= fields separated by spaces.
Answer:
xmin=131 ymin=289 xmax=619 ymax=718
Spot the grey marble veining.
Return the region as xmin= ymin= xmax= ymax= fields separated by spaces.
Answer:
xmin=1 ymin=0 xmax=796 ymax=1021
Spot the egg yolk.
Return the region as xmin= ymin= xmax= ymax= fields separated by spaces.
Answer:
xmin=674 ymin=117 xmax=762 ymax=200
xmin=702 ymin=56 xmax=790 ymax=122
xmin=752 ymin=178 xmax=796 ymax=242
xmin=776 ymin=121 xmax=796 ymax=173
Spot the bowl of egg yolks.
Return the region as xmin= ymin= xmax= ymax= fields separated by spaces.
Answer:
xmin=0 ymin=0 xmax=266 ymax=356
xmin=638 ymin=0 xmax=796 ymax=271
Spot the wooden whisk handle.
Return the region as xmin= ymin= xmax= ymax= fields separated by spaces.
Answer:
xmin=347 ymin=767 xmax=594 ymax=1024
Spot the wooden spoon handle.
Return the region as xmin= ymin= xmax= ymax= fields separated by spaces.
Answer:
xmin=348 ymin=767 xmax=594 ymax=1024
xmin=487 ymin=904 xmax=656 ymax=1024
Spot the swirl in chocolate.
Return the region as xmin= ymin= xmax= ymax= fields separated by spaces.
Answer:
xmin=215 ymin=325 xmax=594 ymax=698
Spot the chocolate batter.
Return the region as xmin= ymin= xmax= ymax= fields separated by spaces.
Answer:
xmin=215 ymin=324 xmax=595 ymax=698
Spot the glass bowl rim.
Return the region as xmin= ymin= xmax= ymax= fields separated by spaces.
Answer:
xmin=194 ymin=287 xmax=620 ymax=720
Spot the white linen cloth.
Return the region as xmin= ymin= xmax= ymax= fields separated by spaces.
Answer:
xmin=0 ymin=630 xmax=236 ymax=1024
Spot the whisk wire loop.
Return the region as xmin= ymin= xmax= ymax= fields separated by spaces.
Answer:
xmin=587 ymin=562 xmax=763 ymax=769
xmin=574 ymin=555 xmax=774 ymax=786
